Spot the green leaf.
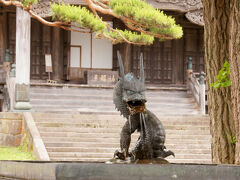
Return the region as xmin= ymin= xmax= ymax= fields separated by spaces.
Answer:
xmin=211 ymin=61 xmax=231 ymax=89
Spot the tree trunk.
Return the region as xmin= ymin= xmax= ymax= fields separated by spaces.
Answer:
xmin=202 ymin=0 xmax=235 ymax=164
xmin=229 ymin=0 xmax=240 ymax=165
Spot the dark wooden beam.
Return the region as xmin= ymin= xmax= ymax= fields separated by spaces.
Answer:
xmin=120 ymin=43 xmax=131 ymax=74
xmin=175 ymin=37 xmax=184 ymax=84
xmin=0 ymin=9 xmax=4 ymax=63
xmin=0 ymin=6 xmax=8 ymax=62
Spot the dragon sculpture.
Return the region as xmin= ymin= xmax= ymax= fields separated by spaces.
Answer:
xmin=113 ymin=51 xmax=174 ymax=161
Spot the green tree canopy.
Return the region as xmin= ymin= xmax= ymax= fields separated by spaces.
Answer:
xmin=1 ymin=0 xmax=183 ymax=45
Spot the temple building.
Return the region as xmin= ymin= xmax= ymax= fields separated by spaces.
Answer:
xmin=0 ymin=0 xmax=211 ymax=164
xmin=0 ymin=0 xmax=204 ymax=110
xmin=0 ymin=0 xmax=204 ymax=83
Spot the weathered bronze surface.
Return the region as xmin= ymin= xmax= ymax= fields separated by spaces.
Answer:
xmin=113 ymin=51 xmax=174 ymax=161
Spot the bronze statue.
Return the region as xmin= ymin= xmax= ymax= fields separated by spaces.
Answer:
xmin=113 ymin=51 xmax=174 ymax=161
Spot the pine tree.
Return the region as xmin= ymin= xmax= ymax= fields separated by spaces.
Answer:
xmin=0 ymin=0 xmax=183 ymax=45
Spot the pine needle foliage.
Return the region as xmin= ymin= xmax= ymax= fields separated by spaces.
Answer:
xmin=107 ymin=29 xmax=154 ymax=44
xmin=21 ymin=0 xmax=37 ymax=6
xmin=51 ymin=3 xmax=106 ymax=33
xmin=110 ymin=0 xmax=183 ymax=39
xmin=17 ymin=0 xmax=183 ymax=44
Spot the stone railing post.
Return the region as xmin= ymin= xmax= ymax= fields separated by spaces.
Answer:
xmin=187 ymin=57 xmax=193 ymax=94
xmin=199 ymin=71 xmax=206 ymax=114
xmin=3 ymin=51 xmax=16 ymax=111
xmin=4 ymin=49 xmax=10 ymax=72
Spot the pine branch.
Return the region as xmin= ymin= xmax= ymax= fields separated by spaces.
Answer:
xmin=0 ymin=0 xmax=183 ymax=45
xmin=0 ymin=0 xmax=91 ymax=34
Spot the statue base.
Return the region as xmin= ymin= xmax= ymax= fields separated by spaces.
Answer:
xmin=105 ymin=157 xmax=170 ymax=164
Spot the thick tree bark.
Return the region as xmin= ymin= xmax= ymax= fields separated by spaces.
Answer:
xmin=203 ymin=0 xmax=235 ymax=164
xmin=229 ymin=0 xmax=240 ymax=165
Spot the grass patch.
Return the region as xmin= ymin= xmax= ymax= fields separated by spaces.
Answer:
xmin=0 ymin=146 xmax=36 ymax=160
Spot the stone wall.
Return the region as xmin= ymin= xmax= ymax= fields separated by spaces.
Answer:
xmin=0 ymin=113 xmax=22 ymax=147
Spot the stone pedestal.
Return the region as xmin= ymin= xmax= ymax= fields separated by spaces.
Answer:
xmin=14 ymin=84 xmax=32 ymax=110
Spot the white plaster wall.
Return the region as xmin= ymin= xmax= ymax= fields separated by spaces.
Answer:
xmin=70 ymin=47 xmax=80 ymax=67
xmin=71 ymin=32 xmax=91 ymax=68
xmin=92 ymin=35 xmax=112 ymax=69
xmin=70 ymin=31 xmax=113 ymax=69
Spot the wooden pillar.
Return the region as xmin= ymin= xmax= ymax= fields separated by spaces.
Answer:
xmin=120 ymin=43 xmax=131 ymax=74
xmin=0 ymin=6 xmax=6 ymax=62
xmin=52 ymin=27 xmax=63 ymax=81
xmin=3 ymin=8 xmax=7 ymax=51
xmin=175 ymin=37 xmax=184 ymax=84
xmin=0 ymin=14 xmax=3 ymax=62
xmin=14 ymin=7 xmax=31 ymax=110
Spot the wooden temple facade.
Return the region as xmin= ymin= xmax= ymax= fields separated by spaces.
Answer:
xmin=0 ymin=0 xmax=204 ymax=86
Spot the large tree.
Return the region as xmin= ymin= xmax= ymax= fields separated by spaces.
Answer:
xmin=203 ymin=0 xmax=240 ymax=164
xmin=229 ymin=0 xmax=240 ymax=164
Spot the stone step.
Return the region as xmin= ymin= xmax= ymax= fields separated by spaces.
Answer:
xmin=44 ymin=142 xmax=211 ymax=152
xmin=46 ymin=145 xmax=210 ymax=154
xmin=35 ymin=118 xmax=210 ymax=125
xmin=32 ymin=108 xmax=201 ymax=115
xmin=42 ymin=137 xmax=211 ymax=144
xmin=39 ymin=128 xmax=210 ymax=137
xmin=33 ymin=114 xmax=209 ymax=122
xmin=31 ymin=107 xmax=199 ymax=115
xmin=44 ymin=140 xmax=210 ymax=147
xmin=30 ymin=95 xmax=191 ymax=104
xmin=30 ymin=93 xmax=194 ymax=102
xmin=37 ymin=125 xmax=210 ymax=132
xmin=30 ymin=87 xmax=188 ymax=96
xmin=48 ymin=152 xmax=211 ymax=159
xmin=39 ymin=131 xmax=211 ymax=139
xmin=30 ymin=99 xmax=196 ymax=108
xmin=48 ymin=152 xmax=113 ymax=159
xmin=167 ymin=159 xmax=212 ymax=164
xmin=33 ymin=108 xmax=119 ymax=114
xmin=49 ymin=157 xmax=109 ymax=162
xmin=49 ymin=157 xmax=211 ymax=164
xmin=43 ymin=141 xmax=210 ymax=150
xmin=35 ymin=121 xmax=210 ymax=128
xmin=30 ymin=104 xmax=199 ymax=111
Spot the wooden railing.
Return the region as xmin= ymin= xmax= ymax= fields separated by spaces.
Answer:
xmin=187 ymin=71 xmax=206 ymax=114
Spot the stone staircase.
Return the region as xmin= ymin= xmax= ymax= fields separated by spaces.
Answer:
xmin=29 ymin=85 xmax=201 ymax=115
xmin=32 ymin=113 xmax=211 ymax=163
xmin=30 ymin=84 xmax=211 ymax=163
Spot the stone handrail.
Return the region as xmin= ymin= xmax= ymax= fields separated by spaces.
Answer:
xmin=23 ymin=112 xmax=50 ymax=161
xmin=187 ymin=71 xmax=206 ymax=114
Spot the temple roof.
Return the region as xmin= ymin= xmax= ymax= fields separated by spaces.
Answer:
xmin=32 ymin=0 xmax=86 ymax=18
xmin=152 ymin=0 xmax=203 ymax=26
xmin=32 ymin=0 xmax=204 ymax=26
